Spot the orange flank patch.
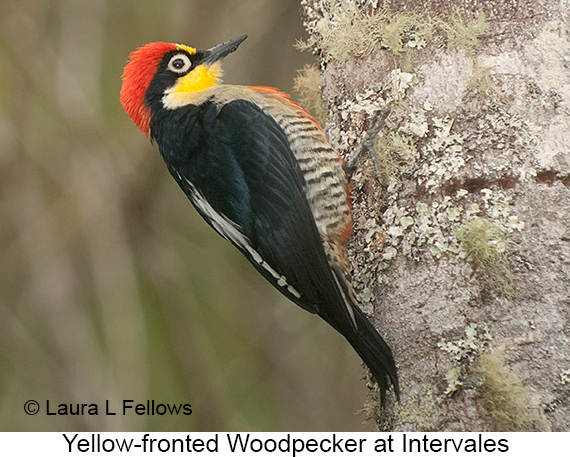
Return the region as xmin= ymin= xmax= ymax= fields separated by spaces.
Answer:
xmin=340 ymin=217 xmax=354 ymax=242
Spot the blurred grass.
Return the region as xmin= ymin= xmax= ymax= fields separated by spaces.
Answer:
xmin=0 ymin=0 xmax=372 ymax=431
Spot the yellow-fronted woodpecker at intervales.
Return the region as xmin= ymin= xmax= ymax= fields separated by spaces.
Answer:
xmin=120 ymin=35 xmax=399 ymax=404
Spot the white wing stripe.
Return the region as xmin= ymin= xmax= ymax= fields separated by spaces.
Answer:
xmin=331 ymin=271 xmax=357 ymax=330
xmin=181 ymin=175 xmax=301 ymax=299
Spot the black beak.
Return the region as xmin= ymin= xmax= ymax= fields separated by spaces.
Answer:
xmin=203 ymin=35 xmax=247 ymax=65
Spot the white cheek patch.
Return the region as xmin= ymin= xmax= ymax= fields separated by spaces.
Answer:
xmin=177 ymin=173 xmax=301 ymax=300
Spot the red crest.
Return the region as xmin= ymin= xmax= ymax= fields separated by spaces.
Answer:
xmin=120 ymin=42 xmax=177 ymax=136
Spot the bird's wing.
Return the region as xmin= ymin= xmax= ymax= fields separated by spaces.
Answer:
xmin=166 ymin=99 xmax=355 ymax=331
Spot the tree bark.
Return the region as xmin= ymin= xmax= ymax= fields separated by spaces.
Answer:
xmin=300 ymin=0 xmax=570 ymax=431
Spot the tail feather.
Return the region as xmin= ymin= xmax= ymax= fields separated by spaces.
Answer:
xmin=324 ymin=242 xmax=399 ymax=403
xmin=346 ymin=305 xmax=400 ymax=404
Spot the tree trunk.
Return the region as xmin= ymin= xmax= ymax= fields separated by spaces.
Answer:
xmin=300 ymin=0 xmax=570 ymax=431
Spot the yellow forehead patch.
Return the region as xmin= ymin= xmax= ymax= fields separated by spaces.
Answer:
xmin=162 ymin=62 xmax=223 ymax=109
xmin=176 ymin=44 xmax=197 ymax=55
xmin=173 ymin=63 xmax=222 ymax=93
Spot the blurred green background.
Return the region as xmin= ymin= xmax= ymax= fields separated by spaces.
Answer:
xmin=0 ymin=0 xmax=371 ymax=431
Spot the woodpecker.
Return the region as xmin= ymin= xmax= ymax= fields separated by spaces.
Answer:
xmin=120 ymin=36 xmax=399 ymax=401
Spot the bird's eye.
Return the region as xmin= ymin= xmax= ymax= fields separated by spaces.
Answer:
xmin=168 ymin=54 xmax=192 ymax=73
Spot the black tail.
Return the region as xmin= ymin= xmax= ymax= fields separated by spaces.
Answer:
xmin=345 ymin=305 xmax=400 ymax=405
